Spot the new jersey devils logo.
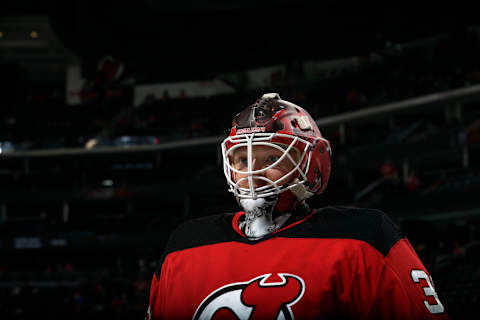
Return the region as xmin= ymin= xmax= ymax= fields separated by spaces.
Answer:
xmin=193 ymin=273 xmax=305 ymax=320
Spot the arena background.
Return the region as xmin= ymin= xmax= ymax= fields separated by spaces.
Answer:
xmin=1 ymin=1 xmax=479 ymax=319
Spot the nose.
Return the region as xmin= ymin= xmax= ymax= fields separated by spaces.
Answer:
xmin=251 ymin=158 xmax=262 ymax=171
xmin=235 ymin=159 xmax=268 ymax=189
xmin=250 ymin=159 xmax=268 ymax=188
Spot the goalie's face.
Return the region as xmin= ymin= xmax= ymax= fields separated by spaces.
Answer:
xmin=231 ymin=145 xmax=298 ymax=190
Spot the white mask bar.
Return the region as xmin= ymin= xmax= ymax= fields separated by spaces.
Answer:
xmin=221 ymin=132 xmax=313 ymax=200
xmin=246 ymin=133 xmax=255 ymax=199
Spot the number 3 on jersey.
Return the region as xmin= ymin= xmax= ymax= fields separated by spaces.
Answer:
xmin=411 ymin=270 xmax=445 ymax=314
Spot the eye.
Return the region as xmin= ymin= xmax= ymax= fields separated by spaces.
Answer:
xmin=267 ymin=155 xmax=280 ymax=163
xmin=234 ymin=156 xmax=248 ymax=166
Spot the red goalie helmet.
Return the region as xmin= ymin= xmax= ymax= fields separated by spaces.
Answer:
xmin=221 ymin=93 xmax=332 ymax=211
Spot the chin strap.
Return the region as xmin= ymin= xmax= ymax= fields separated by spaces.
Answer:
xmin=289 ymin=178 xmax=314 ymax=201
xmin=275 ymin=179 xmax=313 ymax=213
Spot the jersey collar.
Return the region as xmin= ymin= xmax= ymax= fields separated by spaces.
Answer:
xmin=232 ymin=204 xmax=315 ymax=238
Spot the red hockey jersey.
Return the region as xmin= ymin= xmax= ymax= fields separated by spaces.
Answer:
xmin=147 ymin=206 xmax=449 ymax=320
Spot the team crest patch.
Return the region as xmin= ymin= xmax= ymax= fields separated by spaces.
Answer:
xmin=193 ymin=273 xmax=305 ymax=320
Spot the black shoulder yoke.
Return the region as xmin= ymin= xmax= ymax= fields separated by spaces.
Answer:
xmin=154 ymin=206 xmax=404 ymax=279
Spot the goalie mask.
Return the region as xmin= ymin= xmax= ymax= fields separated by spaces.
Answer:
xmin=221 ymin=93 xmax=332 ymax=214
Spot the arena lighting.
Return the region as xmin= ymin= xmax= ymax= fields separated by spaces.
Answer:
xmin=102 ymin=179 xmax=114 ymax=187
xmin=30 ymin=31 xmax=38 ymax=38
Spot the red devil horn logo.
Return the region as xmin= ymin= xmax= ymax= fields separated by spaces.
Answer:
xmin=241 ymin=274 xmax=303 ymax=319
xmin=194 ymin=273 xmax=305 ymax=320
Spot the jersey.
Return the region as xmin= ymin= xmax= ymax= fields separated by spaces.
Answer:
xmin=147 ymin=206 xmax=449 ymax=320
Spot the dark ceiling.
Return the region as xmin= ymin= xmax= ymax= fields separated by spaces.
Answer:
xmin=1 ymin=0 xmax=478 ymax=82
